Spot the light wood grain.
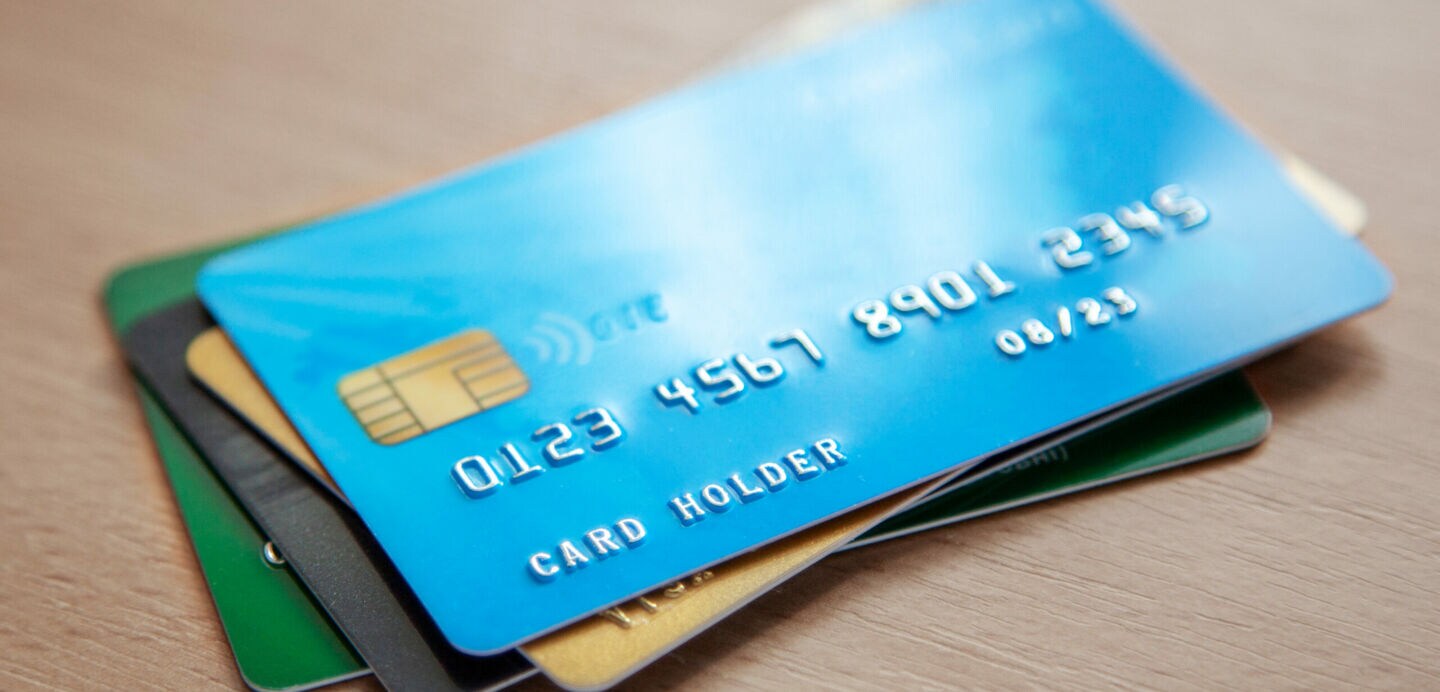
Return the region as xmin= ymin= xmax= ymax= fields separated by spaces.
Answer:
xmin=1 ymin=1 xmax=1436 ymax=689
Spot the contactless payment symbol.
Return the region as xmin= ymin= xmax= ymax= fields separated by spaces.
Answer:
xmin=337 ymin=330 xmax=529 ymax=445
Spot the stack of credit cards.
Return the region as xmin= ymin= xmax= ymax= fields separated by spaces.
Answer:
xmin=103 ymin=1 xmax=1390 ymax=689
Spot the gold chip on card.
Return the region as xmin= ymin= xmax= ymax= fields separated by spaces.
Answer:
xmin=337 ymin=330 xmax=529 ymax=445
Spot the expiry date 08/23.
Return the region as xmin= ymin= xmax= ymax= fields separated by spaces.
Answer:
xmin=994 ymin=286 xmax=1138 ymax=357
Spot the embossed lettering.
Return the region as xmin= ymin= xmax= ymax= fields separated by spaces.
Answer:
xmin=668 ymin=492 xmax=707 ymax=525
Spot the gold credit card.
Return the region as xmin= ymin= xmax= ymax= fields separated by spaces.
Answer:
xmin=521 ymin=489 xmax=914 ymax=689
xmin=337 ymin=329 xmax=529 ymax=445
xmin=186 ymin=330 xmax=342 ymax=495
xmin=186 ymin=328 xmax=931 ymax=688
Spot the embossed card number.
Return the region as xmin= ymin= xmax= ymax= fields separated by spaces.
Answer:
xmin=851 ymin=186 xmax=1199 ymax=355
xmin=452 ymin=407 xmax=626 ymax=498
xmin=654 ymin=329 xmax=825 ymax=414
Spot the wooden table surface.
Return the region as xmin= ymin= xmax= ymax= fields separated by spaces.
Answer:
xmin=3 ymin=1 xmax=1437 ymax=689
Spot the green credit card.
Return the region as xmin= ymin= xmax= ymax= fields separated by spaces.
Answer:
xmin=105 ymin=239 xmax=368 ymax=692
xmin=853 ymin=373 xmax=1269 ymax=547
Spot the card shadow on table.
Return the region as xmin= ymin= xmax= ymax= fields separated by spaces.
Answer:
xmin=1244 ymin=322 xmax=1383 ymax=419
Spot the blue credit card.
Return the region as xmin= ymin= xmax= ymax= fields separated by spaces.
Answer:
xmin=197 ymin=0 xmax=1391 ymax=653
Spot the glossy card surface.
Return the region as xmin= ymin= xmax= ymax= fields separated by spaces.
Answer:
xmin=198 ymin=0 xmax=1391 ymax=652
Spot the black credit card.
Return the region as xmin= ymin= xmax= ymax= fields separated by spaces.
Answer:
xmin=124 ymin=299 xmax=534 ymax=692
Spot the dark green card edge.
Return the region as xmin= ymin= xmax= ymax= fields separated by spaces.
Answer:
xmin=853 ymin=372 xmax=1270 ymax=547
xmin=104 ymin=238 xmax=369 ymax=692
